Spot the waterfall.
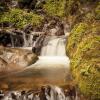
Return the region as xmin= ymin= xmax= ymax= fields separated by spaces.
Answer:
xmin=23 ymin=32 xmax=27 ymax=47
xmin=23 ymin=32 xmax=33 ymax=47
xmin=40 ymin=36 xmax=66 ymax=56
xmin=10 ymin=35 xmax=14 ymax=47
xmin=27 ymin=34 xmax=33 ymax=47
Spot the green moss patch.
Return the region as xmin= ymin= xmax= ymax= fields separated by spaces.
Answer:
xmin=0 ymin=8 xmax=44 ymax=28
xmin=66 ymin=21 xmax=100 ymax=99
xmin=43 ymin=0 xmax=66 ymax=17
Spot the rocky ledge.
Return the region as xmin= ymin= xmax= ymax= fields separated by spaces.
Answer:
xmin=0 ymin=46 xmax=38 ymax=73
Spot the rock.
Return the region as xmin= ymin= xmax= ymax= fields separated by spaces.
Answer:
xmin=0 ymin=57 xmax=24 ymax=73
xmin=0 ymin=46 xmax=38 ymax=67
xmin=0 ymin=57 xmax=8 ymax=72
xmin=0 ymin=29 xmax=24 ymax=47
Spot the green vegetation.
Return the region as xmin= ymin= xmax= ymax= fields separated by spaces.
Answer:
xmin=43 ymin=0 xmax=66 ymax=17
xmin=43 ymin=0 xmax=80 ymax=18
xmin=67 ymin=23 xmax=89 ymax=57
xmin=0 ymin=8 xmax=44 ymax=28
xmin=66 ymin=21 xmax=100 ymax=99
xmin=66 ymin=1 xmax=100 ymax=99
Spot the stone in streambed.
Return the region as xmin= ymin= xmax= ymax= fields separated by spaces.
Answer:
xmin=0 ymin=46 xmax=38 ymax=67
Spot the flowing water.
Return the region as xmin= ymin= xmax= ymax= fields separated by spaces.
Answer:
xmin=41 ymin=36 xmax=66 ymax=56
xmin=26 ymin=35 xmax=70 ymax=85
xmin=0 ymin=35 xmax=77 ymax=100
xmin=29 ymin=35 xmax=70 ymax=75
xmin=26 ymin=35 xmax=72 ymax=100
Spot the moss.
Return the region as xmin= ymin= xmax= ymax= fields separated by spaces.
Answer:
xmin=0 ymin=8 xmax=44 ymax=28
xmin=66 ymin=23 xmax=89 ymax=57
xmin=66 ymin=21 xmax=100 ymax=99
xmin=43 ymin=0 xmax=66 ymax=17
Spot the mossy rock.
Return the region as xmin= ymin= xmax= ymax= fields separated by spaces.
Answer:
xmin=66 ymin=21 xmax=100 ymax=99
xmin=66 ymin=23 xmax=89 ymax=57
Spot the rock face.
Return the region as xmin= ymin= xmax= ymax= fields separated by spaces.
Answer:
xmin=0 ymin=46 xmax=38 ymax=67
xmin=66 ymin=22 xmax=100 ymax=99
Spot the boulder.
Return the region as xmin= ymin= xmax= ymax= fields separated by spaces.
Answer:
xmin=0 ymin=46 xmax=38 ymax=67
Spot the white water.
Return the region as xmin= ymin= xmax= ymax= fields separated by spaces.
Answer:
xmin=3 ymin=85 xmax=76 ymax=100
xmin=29 ymin=56 xmax=70 ymax=69
xmin=41 ymin=36 xmax=66 ymax=56
xmin=3 ymin=35 xmax=71 ymax=100
xmin=45 ymin=85 xmax=66 ymax=100
xmin=36 ymin=36 xmax=71 ymax=100
xmin=29 ymin=35 xmax=70 ymax=69
xmin=38 ymin=56 xmax=69 ymax=65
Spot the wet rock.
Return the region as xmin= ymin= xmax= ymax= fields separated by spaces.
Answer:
xmin=0 ymin=57 xmax=23 ymax=73
xmin=0 ymin=46 xmax=38 ymax=67
xmin=0 ymin=57 xmax=8 ymax=72
xmin=0 ymin=29 xmax=24 ymax=47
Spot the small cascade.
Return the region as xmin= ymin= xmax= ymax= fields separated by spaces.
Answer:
xmin=10 ymin=35 xmax=14 ymax=47
xmin=28 ymin=34 xmax=33 ymax=46
xmin=23 ymin=32 xmax=28 ymax=47
xmin=45 ymin=85 xmax=66 ymax=100
xmin=40 ymin=36 xmax=66 ymax=56
xmin=2 ymin=85 xmax=80 ymax=100
xmin=22 ymin=32 xmax=33 ymax=47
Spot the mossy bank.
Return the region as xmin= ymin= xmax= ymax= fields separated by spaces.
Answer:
xmin=65 ymin=1 xmax=100 ymax=99
xmin=66 ymin=21 xmax=100 ymax=99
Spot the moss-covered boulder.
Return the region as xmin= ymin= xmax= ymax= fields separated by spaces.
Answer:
xmin=66 ymin=22 xmax=100 ymax=99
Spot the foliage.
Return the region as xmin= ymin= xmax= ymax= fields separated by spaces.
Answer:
xmin=66 ymin=23 xmax=88 ymax=57
xmin=66 ymin=21 xmax=100 ymax=99
xmin=0 ymin=8 xmax=44 ymax=28
xmin=65 ymin=0 xmax=80 ymax=16
xmin=43 ymin=0 xmax=66 ymax=17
